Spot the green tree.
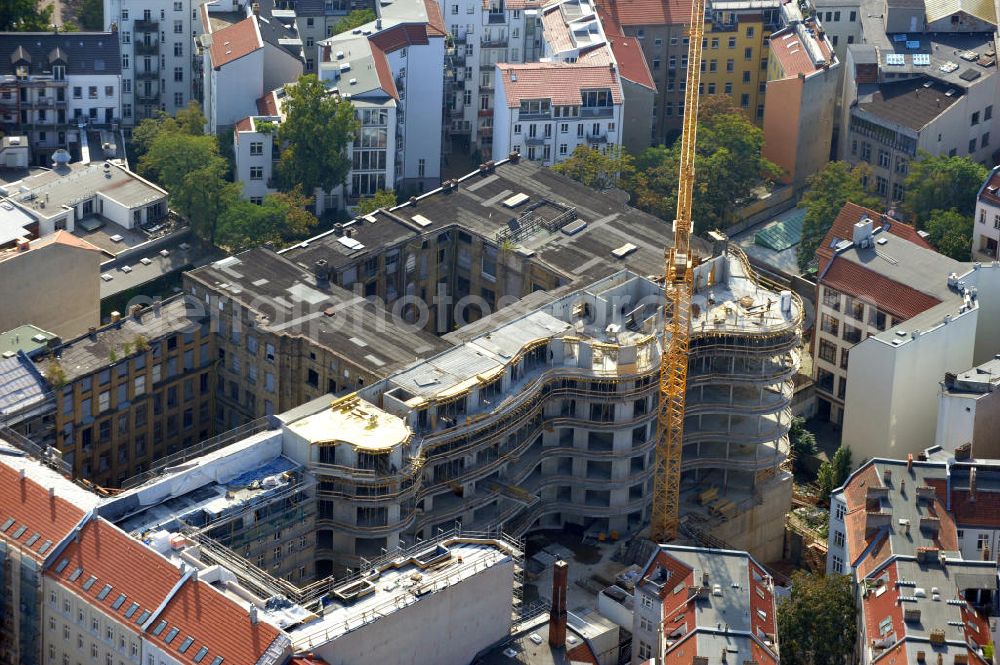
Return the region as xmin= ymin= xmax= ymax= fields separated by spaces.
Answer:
xmin=357 ymin=189 xmax=398 ymax=215
xmin=332 ymin=9 xmax=376 ymax=34
xmin=1 ymin=0 xmax=54 ymax=31
xmin=216 ymin=200 xmax=282 ymax=252
xmin=778 ymin=571 xmax=857 ymax=665
xmin=816 ymin=460 xmax=836 ymax=499
xmin=831 ymin=446 xmax=852 ymax=487
xmin=629 ymin=101 xmax=780 ymax=234
xmin=264 ymin=186 xmax=319 ymax=240
xmin=276 ymin=75 xmax=359 ymax=197
xmin=552 ymin=145 xmax=635 ymax=190
xmin=796 ymin=161 xmax=880 ymax=272
xmin=131 ymin=101 xmax=205 ymax=157
xmin=78 ymin=0 xmax=104 ymax=30
xmin=925 ymin=208 xmax=972 ymax=261
xmin=789 ymin=417 xmax=817 ymax=474
xmin=903 ymin=152 xmax=987 ymax=225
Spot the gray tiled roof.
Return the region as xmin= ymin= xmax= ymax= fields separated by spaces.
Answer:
xmin=0 ymin=32 xmax=121 ymax=77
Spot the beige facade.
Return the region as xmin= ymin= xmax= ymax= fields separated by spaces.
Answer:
xmin=0 ymin=233 xmax=103 ymax=340
xmin=42 ymin=577 xmax=142 ymax=665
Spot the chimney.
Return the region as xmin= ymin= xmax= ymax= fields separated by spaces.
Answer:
xmin=883 ymin=468 xmax=892 ymax=485
xmin=130 ymin=304 xmax=142 ymax=320
xmin=111 ymin=311 xmax=121 ymax=324
xmin=314 ymin=259 xmax=329 ymax=285
xmin=983 ymin=545 xmax=991 ymax=561
xmin=18 ymin=468 xmax=26 ymax=481
xmin=376 ymin=18 xmax=382 ymax=29
xmin=153 ymin=298 xmax=162 ymax=313
xmin=549 ymin=560 xmax=568 ymax=648
xmin=252 ymin=2 xmax=260 ymax=16
xmin=16 ymin=237 xmax=30 ymax=252
xmin=249 ymin=604 xmax=259 ymax=625
xmin=907 ymin=453 xmax=913 ymax=471
xmin=88 ymin=326 xmax=97 ymax=340
xmin=955 ymin=442 xmax=972 ymax=460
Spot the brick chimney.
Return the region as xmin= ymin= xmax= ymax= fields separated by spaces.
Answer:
xmin=549 ymin=560 xmax=568 ymax=648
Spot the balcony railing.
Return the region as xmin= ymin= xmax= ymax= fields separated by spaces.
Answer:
xmin=135 ymin=69 xmax=160 ymax=81
xmin=586 ymin=133 xmax=608 ymax=144
xmin=581 ymin=106 xmax=614 ymax=118
xmin=135 ymin=91 xmax=161 ymax=104
xmin=487 ymin=12 xmax=506 ymax=24
xmin=135 ymin=40 xmax=160 ymax=55
xmin=134 ymin=19 xmax=159 ymax=32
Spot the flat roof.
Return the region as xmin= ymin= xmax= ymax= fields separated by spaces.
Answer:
xmin=286 ymin=538 xmax=515 ymax=649
xmin=0 ymin=161 xmax=167 ymax=221
xmin=287 ymin=395 xmax=411 ymax=450
xmin=283 ymin=158 xmax=712 ymax=283
xmin=186 ymin=249 xmax=451 ymax=377
xmin=0 ymin=324 xmax=58 ymax=357
xmin=0 ymin=197 xmax=35 ymax=245
xmin=855 ymin=77 xmax=964 ymax=131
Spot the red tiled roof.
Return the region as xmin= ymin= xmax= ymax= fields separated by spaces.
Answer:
xmin=209 ymin=17 xmax=262 ymax=68
xmin=978 ymin=169 xmax=1000 ymax=207
xmin=816 ymin=202 xmax=931 ymax=272
xmin=235 ymin=116 xmax=253 ymax=133
xmin=768 ymin=23 xmax=834 ymax=78
xmin=371 ymin=44 xmax=400 ymax=100
xmin=497 ymin=62 xmax=623 ymax=107
xmin=600 ymin=0 xmax=692 ymax=25
xmin=42 ymin=230 xmax=104 ymax=253
xmin=256 ymin=90 xmax=280 ymax=116
xmin=0 ymin=463 xmax=85 ymax=561
xmin=424 ymin=0 xmax=448 ymax=37
xmin=150 ymin=578 xmax=284 ymax=665
xmin=567 ymin=641 xmax=600 ymax=664
xmin=821 ymin=259 xmax=942 ymax=320
xmin=369 ymin=24 xmax=429 ymax=52
xmin=926 ymin=480 xmax=1000 ymax=527
xmin=48 ymin=519 xmax=179 ymax=627
xmin=596 ymin=2 xmax=656 ymax=89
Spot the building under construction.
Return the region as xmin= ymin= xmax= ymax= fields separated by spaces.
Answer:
xmin=266 ymin=243 xmax=801 ymax=574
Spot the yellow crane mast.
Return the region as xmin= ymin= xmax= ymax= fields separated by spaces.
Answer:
xmin=649 ymin=0 xmax=707 ymax=543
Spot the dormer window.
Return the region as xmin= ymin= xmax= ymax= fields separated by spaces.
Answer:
xmin=581 ymin=89 xmax=611 ymax=108
xmin=52 ymin=65 xmax=65 ymax=81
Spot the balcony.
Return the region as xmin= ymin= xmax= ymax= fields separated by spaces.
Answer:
xmin=135 ymin=69 xmax=160 ymax=81
xmin=487 ymin=12 xmax=506 ymax=24
xmin=482 ymin=37 xmax=508 ymax=48
xmin=135 ymin=91 xmax=160 ymax=104
xmin=134 ymin=19 xmax=159 ymax=32
xmin=135 ymin=40 xmax=159 ymax=55
xmin=586 ymin=133 xmax=608 ymax=144
xmin=581 ymin=106 xmax=614 ymax=118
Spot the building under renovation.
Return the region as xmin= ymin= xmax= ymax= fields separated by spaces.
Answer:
xmin=265 ymin=245 xmax=800 ymax=574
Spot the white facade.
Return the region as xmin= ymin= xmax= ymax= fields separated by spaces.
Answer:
xmin=103 ymin=0 xmax=205 ymax=123
xmin=234 ymin=117 xmax=278 ymax=203
xmin=973 ymin=165 xmax=1000 ymax=261
xmin=493 ymin=65 xmax=623 ymax=166
xmin=205 ymin=45 xmax=263 ymax=133
xmin=811 ymin=0 xmax=861 ymax=59
xmin=385 ymin=40 xmax=443 ymax=193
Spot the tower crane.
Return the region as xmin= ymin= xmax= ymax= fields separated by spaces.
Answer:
xmin=649 ymin=0 xmax=707 ymax=543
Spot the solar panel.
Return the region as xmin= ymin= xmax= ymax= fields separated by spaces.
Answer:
xmin=886 ymin=54 xmax=905 ymax=65
xmin=893 ymin=33 xmax=908 ymax=41
xmin=905 ymin=40 xmax=920 ymax=49
xmin=912 ymin=54 xmax=931 ymax=66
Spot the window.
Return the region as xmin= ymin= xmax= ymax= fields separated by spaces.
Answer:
xmin=820 ymin=313 xmax=839 ymax=336
xmin=843 ymin=323 xmax=863 ymax=344
xmin=834 ymin=530 xmax=845 ymax=547
xmin=970 ymin=138 xmax=978 ymax=154
xmin=418 ymin=159 xmax=426 ymax=178
xmin=972 ymin=111 xmax=981 ymax=126
xmin=831 ymin=555 xmax=844 ymax=574
xmin=513 ymin=123 xmax=522 ymax=134
xmin=559 ymin=143 xmax=568 ymax=155
xmin=978 ymin=533 xmax=991 ymax=550
xmin=744 ymin=46 xmax=753 ymax=60
xmin=250 ymin=141 xmax=263 ymax=156
xmin=983 ymin=132 xmax=991 ymax=148
xmin=877 ymin=149 xmax=890 ymax=168
xmin=174 ymin=92 xmax=183 ymax=106
xmin=835 ymin=501 xmax=846 ymax=521
xmin=249 ymin=166 xmax=263 ymax=180
xmin=638 ymin=642 xmax=653 ymax=660
xmin=746 ymin=26 xmax=754 ymax=37
xmin=740 ymin=93 xmax=749 ymax=108
xmin=875 ymin=175 xmax=888 ymax=195
xmin=641 ymin=594 xmax=654 ymax=608
xmin=818 ymin=339 xmax=837 ymax=363
xmin=174 ymin=67 xmax=183 ymax=81
xmin=892 ymin=181 xmax=904 ymax=202
xmin=986 ymin=105 xmax=994 ymax=121
xmin=174 ymin=19 xmax=183 ymax=33
xmin=728 ymin=36 xmax=736 ymax=48
xmin=122 ymin=54 xmax=129 ymax=69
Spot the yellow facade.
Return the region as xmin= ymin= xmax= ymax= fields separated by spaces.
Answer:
xmin=700 ymin=12 xmax=774 ymax=124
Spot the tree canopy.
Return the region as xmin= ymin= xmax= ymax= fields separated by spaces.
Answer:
xmin=796 ymin=161 xmax=880 ymax=273
xmin=332 ymin=9 xmax=376 ymax=34
xmin=276 ymin=75 xmax=359 ymax=197
xmin=627 ymin=96 xmax=780 ymax=234
xmin=817 ymin=446 xmax=853 ymax=499
xmin=925 ymin=208 xmax=972 ymax=261
xmin=215 ymin=189 xmax=319 ymax=252
xmin=132 ymin=102 xmax=205 ymax=157
xmin=777 ymin=571 xmax=857 ymax=665
xmin=1 ymin=0 xmax=53 ymax=31
xmin=357 ymin=189 xmax=398 ymax=215
xmin=78 ymin=0 xmax=104 ymax=30
xmin=552 ymin=145 xmax=634 ymax=190
xmin=902 ymin=152 xmax=987 ymax=224
xmin=789 ymin=417 xmax=817 ymax=475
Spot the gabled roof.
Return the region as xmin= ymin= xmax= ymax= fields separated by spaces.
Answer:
xmin=496 ymin=62 xmax=623 ymax=107
xmin=209 ymin=17 xmax=263 ymax=68
xmin=821 ymin=259 xmax=943 ymax=319
xmin=595 ymin=2 xmax=655 ymax=89
xmin=47 ymin=518 xmax=180 ymax=629
xmin=148 ymin=577 xmax=287 ymax=665
xmin=977 ymin=166 xmax=1000 ymax=207
xmin=0 ymin=460 xmax=87 ymax=562
xmin=925 ymin=0 xmax=997 ymax=24
xmin=599 ymin=0 xmax=692 ymax=26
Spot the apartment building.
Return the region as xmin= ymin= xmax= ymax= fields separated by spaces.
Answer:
xmin=973 ymin=165 xmax=1000 ymax=261
xmin=38 ymin=296 xmax=217 ymax=488
xmin=935 ymin=356 xmax=1000 ymax=458
xmin=0 ymin=33 xmax=122 ymax=164
xmin=492 ymin=62 xmax=625 ymax=165
xmin=199 ymin=7 xmax=304 ymax=133
xmin=233 ymin=111 xmax=282 ymax=204
xmin=0 ymin=233 xmax=103 ymax=340
xmin=631 ymin=545 xmax=779 ymax=665
xmin=839 ymin=0 xmax=998 ymax=205
xmin=811 ymin=202 xmax=956 ymax=426
xmin=1 ymin=158 xmax=168 ymax=236
xmin=811 ymin=0 xmax=861 ymax=60
xmin=0 ymin=446 xmax=99 ymax=665
xmin=102 ymin=0 xmax=206 ymax=122
xmin=827 ymin=453 xmax=999 ymax=664
xmin=762 ymin=17 xmax=839 ymax=190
